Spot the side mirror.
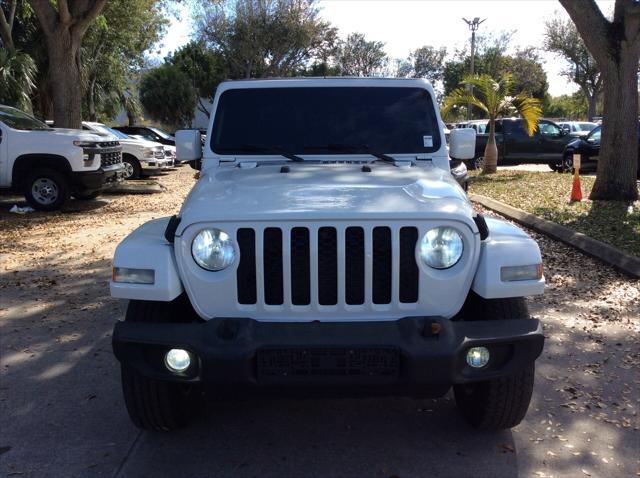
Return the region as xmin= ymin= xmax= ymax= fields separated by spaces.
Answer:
xmin=449 ymin=128 xmax=476 ymax=160
xmin=560 ymin=128 xmax=568 ymax=136
xmin=176 ymin=129 xmax=202 ymax=169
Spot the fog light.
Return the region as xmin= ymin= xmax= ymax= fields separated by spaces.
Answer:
xmin=165 ymin=348 xmax=191 ymax=372
xmin=466 ymin=346 xmax=490 ymax=368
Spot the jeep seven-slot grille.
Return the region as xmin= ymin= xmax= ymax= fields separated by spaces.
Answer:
xmin=236 ymin=226 xmax=420 ymax=306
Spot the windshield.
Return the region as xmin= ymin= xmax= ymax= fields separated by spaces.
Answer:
xmin=149 ymin=127 xmax=174 ymax=140
xmin=94 ymin=124 xmax=129 ymax=139
xmin=577 ymin=122 xmax=596 ymax=132
xmin=0 ymin=106 xmax=50 ymax=131
xmin=211 ymin=87 xmax=441 ymax=156
xmin=587 ymin=126 xmax=601 ymax=142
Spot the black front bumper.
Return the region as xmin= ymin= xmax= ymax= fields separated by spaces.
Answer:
xmin=113 ymin=317 xmax=544 ymax=396
xmin=71 ymin=164 xmax=124 ymax=191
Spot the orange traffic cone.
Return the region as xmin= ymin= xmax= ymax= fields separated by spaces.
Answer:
xmin=570 ymin=169 xmax=582 ymax=202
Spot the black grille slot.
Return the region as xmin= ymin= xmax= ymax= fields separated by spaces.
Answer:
xmin=237 ymin=229 xmax=257 ymax=304
xmin=345 ymin=227 xmax=365 ymax=305
xmin=290 ymin=228 xmax=310 ymax=305
xmin=399 ymin=227 xmax=419 ymax=303
xmin=263 ymin=228 xmax=284 ymax=305
xmin=317 ymin=227 xmax=338 ymax=305
xmin=372 ymin=227 xmax=392 ymax=304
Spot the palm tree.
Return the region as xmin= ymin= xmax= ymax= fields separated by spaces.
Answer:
xmin=442 ymin=73 xmax=542 ymax=174
xmin=0 ymin=48 xmax=37 ymax=111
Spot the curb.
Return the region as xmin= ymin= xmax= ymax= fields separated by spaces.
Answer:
xmin=469 ymin=193 xmax=640 ymax=279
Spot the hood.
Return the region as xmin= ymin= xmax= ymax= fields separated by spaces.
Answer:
xmin=50 ymin=128 xmax=108 ymax=142
xmin=118 ymin=137 xmax=163 ymax=148
xmin=178 ymin=162 xmax=474 ymax=231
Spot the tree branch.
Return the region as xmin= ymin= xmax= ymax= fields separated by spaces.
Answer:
xmin=0 ymin=2 xmax=15 ymax=52
xmin=72 ymin=0 xmax=108 ymax=38
xmin=29 ymin=0 xmax=58 ymax=36
xmin=57 ymin=0 xmax=72 ymax=24
xmin=559 ymin=0 xmax=611 ymax=66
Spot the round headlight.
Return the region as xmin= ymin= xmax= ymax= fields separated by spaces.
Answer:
xmin=419 ymin=227 xmax=464 ymax=269
xmin=192 ymin=228 xmax=236 ymax=271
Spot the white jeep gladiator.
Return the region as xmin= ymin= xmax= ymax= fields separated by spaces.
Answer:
xmin=110 ymin=78 xmax=545 ymax=432
xmin=0 ymin=106 xmax=124 ymax=210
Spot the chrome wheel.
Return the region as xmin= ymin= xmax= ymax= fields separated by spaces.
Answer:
xmin=474 ymin=157 xmax=485 ymax=170
xmin=561 ymin=154 xmax=573 ymax=173
xmin=31 ymin=178 xmax=59 ymax=205
xmin=123 ymin=161 xmax=134 ymax=179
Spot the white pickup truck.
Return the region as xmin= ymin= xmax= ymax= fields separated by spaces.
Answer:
xmin=81 ymin=122 xmax=172 ymax=179
xmin=0 ymin=106 xmax=124 ymax=210
xmin=110 ymin=78 xmax=545 ymax=432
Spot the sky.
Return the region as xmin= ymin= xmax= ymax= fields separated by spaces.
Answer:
xmin=156 ymin=0 xmax=616 ymax=97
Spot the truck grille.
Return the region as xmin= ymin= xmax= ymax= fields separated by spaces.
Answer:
xmin=98 ymin=141 xmax=119 ymax=148
xmin=236 ymin=226 xmax=420 ymax=306
xmin=100 ymin=150 xmax=122 ymax=167
xmin=154 ymin=149 xmax=165 ymax=160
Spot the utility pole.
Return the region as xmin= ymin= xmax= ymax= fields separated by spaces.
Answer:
xmin=462 ymin=17 xmax=486 ymax=121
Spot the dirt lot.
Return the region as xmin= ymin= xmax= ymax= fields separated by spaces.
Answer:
xmin=1 ymin=165 xmax=638 ymax=478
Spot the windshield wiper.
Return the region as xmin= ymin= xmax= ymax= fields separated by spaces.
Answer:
xmin=233 ymin=144 xmax=304 ymax=162
xmin=304 ymin=143 xmax=396 ymax=163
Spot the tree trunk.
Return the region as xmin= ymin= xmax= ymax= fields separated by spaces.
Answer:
xmin=482 ymin=118 xmax=499 ymax=174
xmin=589 ymin=53 xmax=639 ymax=201
xmin=127 ymin=110 xmax=135 ymax=126
xmin=586 ymin=92 xmax=597 ymax=122
xmin=87 ymin=77 xmax=97 ymax=122
xmin=45 ymin=28 xmax=83 ymax=128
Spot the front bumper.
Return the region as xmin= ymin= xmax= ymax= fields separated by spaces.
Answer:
xmin=113 ymin=316 xmax=544 ymax=395
xmin=71 ymin=163 xmax=125 ymax=191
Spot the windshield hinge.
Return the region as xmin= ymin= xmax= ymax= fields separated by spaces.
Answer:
xmin=238 ymin=161 xmax=257 ymax=169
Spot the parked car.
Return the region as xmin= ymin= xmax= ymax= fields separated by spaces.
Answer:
xmin=0 ymin=106 xmax=124 ymax=210
xmin=471 ymin=118 xmax=575 ymax=170
xmin=557 ymin=121 xmax=598 ymax=138
xmin=113 ymin=125 xmax=175 ymax=146
xmin=559 ymin=124 xmax=640 ymax=176
xmin=81 ymin=122 xmax=172 ymax=179
xmin=110 ymin=78 xmax=545 ymax=432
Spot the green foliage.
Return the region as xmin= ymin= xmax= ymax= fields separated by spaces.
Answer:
xmin=139 ymin=63 xmax=197 ymax=128
xmin=544 ymin=16 xmax=601 ymax=107
xmin=397 ymin=45 xmax=447 ymax=83
xmin=334 ymin=32 xmax=387 ymax=76
xmin=193 ymin=0 xmax=336 ymax=79
xmin=442 ymin=73 xmax=542 ymax=135
xmin=166 ymin=41 xmax=227 ymax=115
xmin=543 ymin=92 xmax=589 ymax=119
xmin=0 ymin=47 xmax=36 ymax=110
xmin=442 ymin=32 xmax=548 ymax=105
xmin=82 ymin=0 xmax=169 ymax=121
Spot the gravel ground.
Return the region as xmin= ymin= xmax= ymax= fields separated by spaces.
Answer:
xmin=1 ymin=165 xmax=638 ymax=478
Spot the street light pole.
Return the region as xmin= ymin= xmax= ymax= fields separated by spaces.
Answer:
xmin=462 ymin=17 xmax=486 ymax=121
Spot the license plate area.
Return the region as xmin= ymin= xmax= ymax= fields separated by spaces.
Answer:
xmin=257 ymin=347 xmax=400 ymax=384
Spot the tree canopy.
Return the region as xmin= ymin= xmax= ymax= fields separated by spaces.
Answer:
xmin=139 ymin=62 xmax=197 ymax=128
xmin=544 ymin=16 xmax=602 ymax=121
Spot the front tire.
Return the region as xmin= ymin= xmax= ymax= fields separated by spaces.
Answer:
xmin=453 ymin=297 xmax=536 ymax=430
xmin=23 ymin=169 xmax=70 ymax=211
xmin=122 ymin=155 xmax=141 ymax=180
xmin=120 ymin=300 xmax=202 ymax=431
